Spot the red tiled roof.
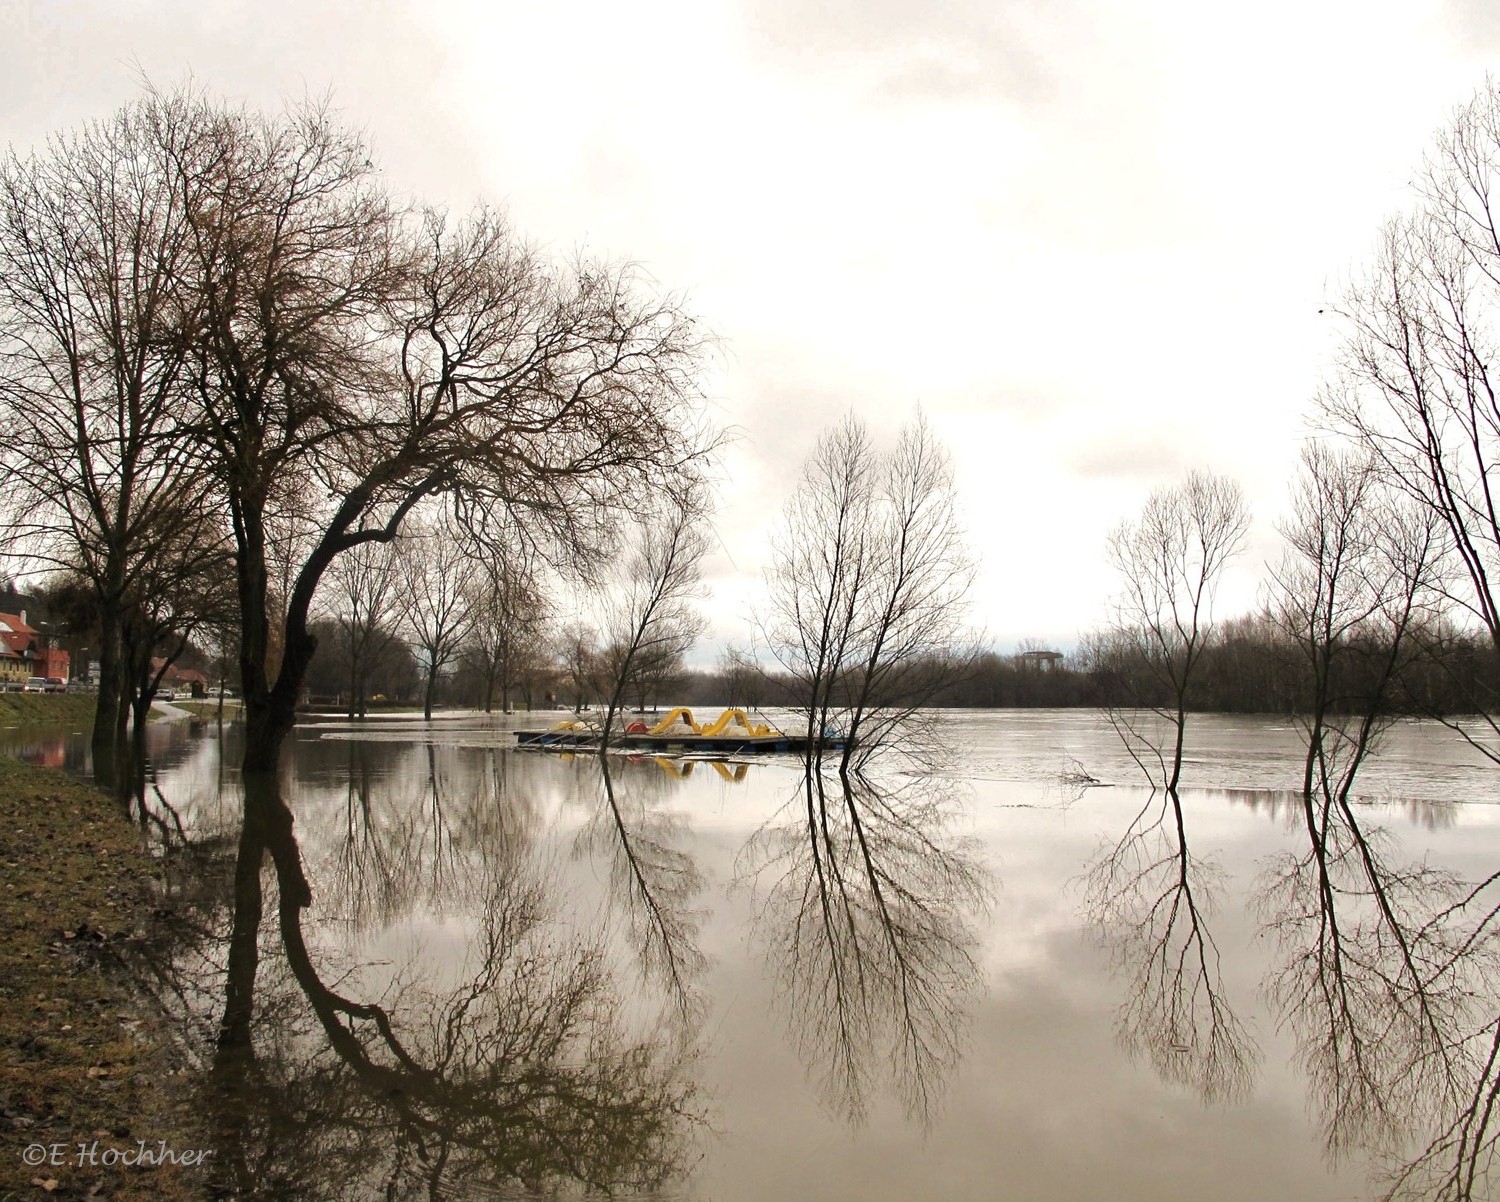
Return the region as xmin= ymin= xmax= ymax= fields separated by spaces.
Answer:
xmin=0 ymin=612 xmax=36 ymax=658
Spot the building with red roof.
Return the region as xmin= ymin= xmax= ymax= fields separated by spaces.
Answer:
xmin=0 ymin=611 xmax=70 ymax=686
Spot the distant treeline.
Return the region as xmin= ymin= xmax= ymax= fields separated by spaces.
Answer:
xmin=670 ymin=613 xmax=1500 ymax=717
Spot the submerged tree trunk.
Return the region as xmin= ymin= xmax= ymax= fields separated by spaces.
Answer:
xmin=237 ymin=496 xmax=292 ymax=774
xmin=130 ymin=691 xmax=151 ymax=736
xmin=90 ymin=589 xmax=125 ymax=761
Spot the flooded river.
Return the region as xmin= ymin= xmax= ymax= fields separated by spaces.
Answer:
xmin=31 ymin=708 xmax=1500 ymax=1200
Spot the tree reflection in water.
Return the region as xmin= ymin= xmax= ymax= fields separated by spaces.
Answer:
xmin=321 ymin=739 xmax=545 ymax=934
xmin=1084 ymin=783 xmax=1258 ymax=1103
xmin=573 ymin=754 xmax=708 ymax=1022
xmin=205 ymin=769 xmax=703 ymax=1199
xmin=740 ymin=767 xmax=990 ymax=1124
xmin=1087 ymin=747 xmax=1500 ymax=1199
xmin=1259 ymin=782 xmax=1500 ymax=1201
xmin=126 ymin=718 xmax=1500 ymax=1198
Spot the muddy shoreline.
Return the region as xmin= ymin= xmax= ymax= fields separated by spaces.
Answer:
xmin=0 ymin=748 xmax=207 ymax=1201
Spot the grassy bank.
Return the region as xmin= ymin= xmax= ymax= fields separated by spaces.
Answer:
xmin=170 ymin=700 xmax=241 ymax=722
xmin=0 ymin=758 xmax=202 ymax=1200
xmin=0 ymin=694 xmax=97 ymax=727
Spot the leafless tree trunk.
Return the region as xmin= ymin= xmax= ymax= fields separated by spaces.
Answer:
xmin=461 ymin=531 xmax=548 ymax=713
xmin=0 ymin=89 xmax=215 ymax=758
xmin=764 ymin=412 xmax=976 ymax=770
xmin=320 ymin=537 xmax=403 ymax=718
xmin=1270 ymin=442 xmax=1448 ymax=801
xmin=1104 ymin=469 xmax=1249 ymax=794
xmin=596 ymin=488 xmax=709 ymax=748
xmin=397 ymin=520 xmax=475 ymax=720
xmin=153 ymin=91 xmax=715 ymax=773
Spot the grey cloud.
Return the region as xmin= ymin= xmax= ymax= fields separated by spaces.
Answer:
xmin=1065 ymin=433 xmax=1193 ymax=482
xmin=1440 ymin=0 xmax=1500 ymax=52
xmin=874 ymin=51 xmax=1056 ymax=107
xmin=0 ymin=1 xmax=469 ymax=203
xmin=958 ymin=385 xmax=1079 ymax=425
xmin=736 ymin=0 xmax=1188 ymax=244
xmin=738 ymin=0 xmax=1113 ymax=111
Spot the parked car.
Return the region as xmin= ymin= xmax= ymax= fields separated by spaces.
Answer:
xmin=43 ymin=677 xmax=66 ymax=693
xmin=157 ymin=689 xmax=177 ymax=702
xmin=23 ymin=678 xmax=46 ymax=693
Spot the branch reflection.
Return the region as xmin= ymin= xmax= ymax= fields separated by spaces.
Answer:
xmin=742 ymin=768 xmax=990 ymax=1124
xmin=1259 ymin=781 xmax=1500 ymax=1200
xmin=1085 ymin=785 xmax=1258 ymax=1103
xmin=573 ymin=753 xmax=708 ymax=1022
xmin=1089 ymin=738 xmax=1500 ymax=1199
xmin=208 ymin=771 xmax=703 ymax=1198
xmin=320 ymin=740 xmax=545 ymax=935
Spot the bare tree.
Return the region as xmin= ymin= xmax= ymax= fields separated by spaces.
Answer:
xmin=1104 ymin=469 xmax=1249 ymax=793
xmin=719 ymin=646 xmax=763 ymax=710
xmin=1270 ymin=442 xmax=1448 ymax=801
xmin=764 ymin=414 xmax=877 ymax=756
xmin=1320 ymin=82 xmax=1500 ymax=764
xmin=835 ymin=414 xmax=977 ymax=771
xmin=556 ymin=620 xmax=600 ymax=713
xmin=596 ymin=488 xmax=710 ymax=747
xmin=319 ymin=537 xmax=404 ymax=718
xmin=0 ymin=89 xmax=215 ymax=756
xmin=397 ymin=519 xmax=475 ymax=720
xmin=764 ymin=412 xmax=976 ymax=769
xmin=118 ymin=508 xmax=235 ymax=735
xmin=151 ymin=90 xmax=714 ymax=773
xmin=0 ymin=83 xmax=715 ymax=776
xmin=461 ymin=532 xmax=548 ymax=713
xmin=1088 ymin=470 xmax=1258 ymax=1103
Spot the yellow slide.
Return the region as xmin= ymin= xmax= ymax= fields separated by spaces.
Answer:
xmin=698 ymin=708 xmax=775 ymax=738
xmin=648 ymin=707 xmax=700 ymax=736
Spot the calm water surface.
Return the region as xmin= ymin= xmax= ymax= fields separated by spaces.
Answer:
xmin=69 ymin=709 xmax=1500 ymax=1199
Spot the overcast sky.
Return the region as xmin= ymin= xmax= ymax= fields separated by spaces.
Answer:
xmin=3 ymin=0 xmax=1498 ymax=656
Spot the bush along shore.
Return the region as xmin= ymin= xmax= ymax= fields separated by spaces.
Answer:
xmin=0 ymin=751 xmax=207 ymax=1201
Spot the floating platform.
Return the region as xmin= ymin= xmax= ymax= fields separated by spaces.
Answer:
xmin=515 ymin=706 xmax=845 ymax=755
xmin=514 ymin=729 xmax=843 ymax=754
